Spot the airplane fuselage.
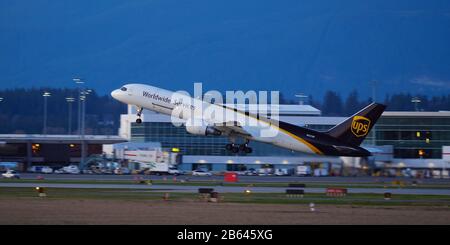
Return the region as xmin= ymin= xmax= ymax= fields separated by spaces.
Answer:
xmin=112 ymin=84 xmax=376 ymax=157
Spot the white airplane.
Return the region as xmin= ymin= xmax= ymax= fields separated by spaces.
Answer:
xmin=111 ymin=84 xmax=386 ymax=156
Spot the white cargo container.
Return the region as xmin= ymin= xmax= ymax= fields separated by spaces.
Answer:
xmin=123 ymin=151 xmax=179 ymax=175
xmin=135 ymin=162 xmax=180 ymax=175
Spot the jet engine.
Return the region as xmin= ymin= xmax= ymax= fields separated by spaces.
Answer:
xmin=185 ymin=119 xmax=222 ymax=136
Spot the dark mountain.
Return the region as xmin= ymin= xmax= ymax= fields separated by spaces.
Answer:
xmin=1 ymin=0 xmax=450 ymax=99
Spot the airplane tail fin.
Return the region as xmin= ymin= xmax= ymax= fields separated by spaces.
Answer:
xmin=326 ymin=103 xmax=386 ymax=147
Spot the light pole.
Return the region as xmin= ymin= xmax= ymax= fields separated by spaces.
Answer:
xmin=80 ymin=92 xmax=86 ymax=168
xmin=79 ymin=89 xmax=92 ymax=169
xmin=0 ymin=98 xmax=4 ymax=123
xmin=74 ymin=78 xmax=87 ymax=168
xmin=80 ymin=89 xmax=92 ymax=136
xmin=411 ymin=97 xmax=421 ymax=111
xmin=80 ymin=91 xmax=87 ymax=135
xmin=42 ymin=92 xmax=51 ymax=135
xmin=79 ymin=89 xmax=92 ymax=133
xmin=73 ymin=78 xmax=84 ymax=134
xmin=65 ymin=97 xmax=75 ymax=134
xmin=295 ymin=93 xmax=308 ymax=105
xmin=0 ymin=97 xmax=4 ymax=115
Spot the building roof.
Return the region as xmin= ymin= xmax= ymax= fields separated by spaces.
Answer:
xmin=0 ymin=134 xmax=127 ymax=144
xmin=124 ymin=104 xmax=450 ymax=126
xmin=113 ymin=142 xmax=161 ymax=150
xmin=182 ymin=155 xmax=343 ymax=164
xmin=280 ymin=116 xmax=345 ymax=126
xmin=382 ymin=111 xmax=450 ymax=117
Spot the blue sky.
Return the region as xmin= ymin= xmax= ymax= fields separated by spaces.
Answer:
xmin=1 ymin=0 xmax=450 ymax=99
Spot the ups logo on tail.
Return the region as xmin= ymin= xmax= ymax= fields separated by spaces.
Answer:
xmin=351 ymin=116 xmax=371 ymax=137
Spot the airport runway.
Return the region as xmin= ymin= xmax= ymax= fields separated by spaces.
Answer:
xmin=1 ymin=182 xmax=450 ymax=195
xmin=18 ymin=173 xmax=450 ymax=184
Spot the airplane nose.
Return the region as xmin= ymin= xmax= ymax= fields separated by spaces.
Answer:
xmin=111 ymin=89 xmax=120 ymax=99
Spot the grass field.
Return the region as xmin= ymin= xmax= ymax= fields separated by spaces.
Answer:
xmin=2 ymin=178 xmax=450 ymax=189
xmin=1 ymin=187 xmax=450 ymax=207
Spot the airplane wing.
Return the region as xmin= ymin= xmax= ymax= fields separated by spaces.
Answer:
xmin=204 ymin=103 xmax=278 ymax=138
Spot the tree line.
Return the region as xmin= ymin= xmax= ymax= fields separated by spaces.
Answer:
xmin=0 ymin=88 xmax=449 ymax=134
xmin=282 ymin=90 xmax=450 ymax=116
xmin=0 ymin=88 xmax=126 ymax=134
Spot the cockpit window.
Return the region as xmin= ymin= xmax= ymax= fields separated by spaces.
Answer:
xmin=120 ymin=87 xmax=127 ymax=91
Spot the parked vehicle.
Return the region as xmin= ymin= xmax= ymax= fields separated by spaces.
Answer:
xmin=28 ymin=166 xmax=41 ymax=173
xmin=168 ymin=166 xmax=181 ymax=175
xmin=2 ymin=170 xmax=20 ymax=179
xmin=313 ymin=168 xmax=329 ymax=177
xmin=257 ymin=168 xmax=274 ymax=176
xmin=54 ymin=169 xmax=64 ymax=174
xmin=55 ymin=165 xmax=80 ymax=174
xmin=243 ymin=168 xmax=258 ymax=176
xmin=41 ymin=166 xmax=53 ymax=174
xmin=274 ymin=168 xmax=290 ymax=176
xmin=28 ymin=166 xmax=53 ymax=174
xmin=296 ymin=165 xmax=312 ymax=176
xmin=113 ymin=167 xmax=131 ymax=175
xmin=82 ymin=169 xmax=94 ymax=174
xmin=192 ymin=169 xmax=212 ymax=176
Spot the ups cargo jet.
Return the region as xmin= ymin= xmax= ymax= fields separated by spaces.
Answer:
xmin=111 ymin=84 xmax=386 ymax=157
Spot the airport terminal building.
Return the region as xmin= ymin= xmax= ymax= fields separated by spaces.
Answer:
xmin=2 ymin=103 xmax=448 ymax=175
xmin=0 ymin=134 xmax=126 ymax=170
xmin=118 ymin=104 xmax=450 ymax=174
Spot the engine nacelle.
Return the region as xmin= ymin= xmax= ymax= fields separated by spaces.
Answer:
xmin=185 ymin=120 xmax=222 ymax=136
